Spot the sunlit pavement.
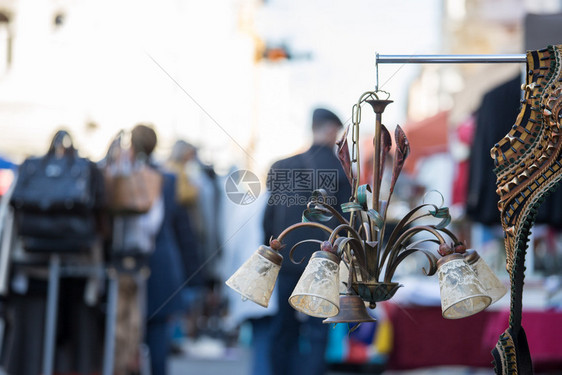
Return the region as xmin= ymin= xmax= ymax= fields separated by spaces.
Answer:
xmin=169 ymin=347 xmax=250 ymax=375
xmin=168 ymin=349 xmax=495 ymax=375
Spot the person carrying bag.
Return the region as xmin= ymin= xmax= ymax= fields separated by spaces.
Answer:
xmin=101 ymin=131 xmax=164 ymax=259
xmin=100 ymin=128 xmax=165 ymax=375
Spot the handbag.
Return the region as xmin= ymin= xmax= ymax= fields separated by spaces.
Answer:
xmin=103 ymin=132 xmax=163 ymax=214
xmin=10 ymin=130 xmax=102 ymax=252
xmin=11 ymin=131 xmax=97 ymax=213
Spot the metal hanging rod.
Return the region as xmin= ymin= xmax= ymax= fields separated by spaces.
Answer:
xmin=374 ymin=53 xmax=527 ymax=90
xmin=376 ymin=54 xmax=526 ymax=64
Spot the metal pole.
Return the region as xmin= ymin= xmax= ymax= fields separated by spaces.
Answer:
xmin=102 ymin=271 xmax=119 ymax=375
xmin=376 ymin=54 xmax=526 ymax=64
xmin=43 ymin=255 xmax=61 ymax=375
xmin=372 ymin=112 xmax=381 ymax=213
xmin=0 ymin=211 xmax=14 ymax=296
xmin=0 ymin=178 xmax=17 ymax=297
xmin=374 ymin=53 xmax=527 ymax=90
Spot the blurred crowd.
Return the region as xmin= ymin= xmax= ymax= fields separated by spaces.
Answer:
xmin=0 ymin=124 xmax=230 ymax=375
xmin=0 ymin=109 xmax=382 ymax=375
xmin=0 ymin=96 xmax=438 ymax=375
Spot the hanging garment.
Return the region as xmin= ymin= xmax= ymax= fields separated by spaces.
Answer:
xmin=467 ymin=77 xmax=521 ymax=224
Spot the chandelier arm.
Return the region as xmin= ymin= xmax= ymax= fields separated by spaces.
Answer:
xmin=351 ymin=240 xmax=369 ymax=277
xmin=378 ymin=179 xmax=428 ymax=257
xmin=384 ymin=247 xmax=439 ymax=283
xmin=391 ymin=225 xmax=446 ymax=254
xmin=384 ymin=208 xmax=433 ymax=248
xmin=328 ymin=224 xmax=363 ymax=244
xmin=275 ymin=222 xmax=334 ymax=244
xmin=288 ymin=239 xmax=325 ymax=264
xmin=314 ymin=202 xmax=350 ymax=225
xmin=383 ymin=225 xmax=446 ymax=275
xmin=348 ymin=209 xmax=356 ymax=233
xmin=377 ymin=204 xmax=427 ymax=277
xmin=337 ymin=237 xmax=369 ymax=280
xmin=405 ymin=238 xmax=441 ymax=250
xmin=358 ymin=220 xmax=372 ymax=242
xmin=348 ymin=206 xmax=365 ymax=229
xmin=354 ymin=210 xmax=374 ymax=241
xmin=437 ymin=226 xmax=461 ymax=245
xmin=385 ymin=238 xmax=440 ymax=280
xmin=380 ymin=205 xmax=441 ymax=268
xmin=334 ymin=237 xmax=367 ymax=277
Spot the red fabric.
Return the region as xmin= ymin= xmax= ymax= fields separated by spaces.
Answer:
xmin=402 ymin=111 xmax=449 ymax=174
xmin=452 ymin=116 xmax=475 ymax=205
xmin=483 ymin=309 xmax=562 ymax=364
xmin=386 ymin=303 xmax=562 ymax=370
xmin=346 ymin=339 xmax=369 ymax=364
xmin=452 ymin=160 xmax=469 ymax=205
xmin=457 ymin=117 xmax=475 ymax=144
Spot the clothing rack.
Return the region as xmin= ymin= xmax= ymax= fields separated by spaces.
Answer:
xmin=0 ymin=185 xmax=148 ymax=375
xmin=374 ymin=53 xmax=527 ymax=91
xmin=373 ymin=52 xmax=534 ymax=272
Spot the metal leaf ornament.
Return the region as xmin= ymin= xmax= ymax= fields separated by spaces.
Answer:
xmin=390 ymin=125 xmax=410 ymax=197
xmin=336 ymin=124 xmax=353 ymax=187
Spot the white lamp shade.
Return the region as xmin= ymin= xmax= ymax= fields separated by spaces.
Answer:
xmin=225 ymin=245 xmax=282 ymax=308
xmin=437 ymin=254 xmax=492 ymax=319
xmin=465 ymin=250 xmax=507 ymax=304
xmin=289 ymin=251 xmax=340 ymax=318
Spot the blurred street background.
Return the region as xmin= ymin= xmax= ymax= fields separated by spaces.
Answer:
xmin=0 ymin=0 xmax=562 ymax=374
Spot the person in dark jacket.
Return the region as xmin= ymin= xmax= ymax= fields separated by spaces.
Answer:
xmin=257 ymin=108 xmax=351 ymax=375
xmin=131 ymin=125 xmax=196 ymax=375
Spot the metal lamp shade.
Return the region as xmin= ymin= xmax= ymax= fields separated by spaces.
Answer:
xmin=225 ymin=245 xmax=283 ymax=308
xmin=289 ymin=251 xmax=340 ymax=318
xmin=464 ymin=250 xmax=507 ymax=304
xmin=323 ymin=294 xmax=376 ymax=324
xmin=437 ymin=254 xmax=492 ymax=319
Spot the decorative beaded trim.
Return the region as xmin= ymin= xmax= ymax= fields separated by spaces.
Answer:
xmin=493 ymin=330 xmax=518 ymax=374
xmin=491 ymin=45 xmax=562 ymax=274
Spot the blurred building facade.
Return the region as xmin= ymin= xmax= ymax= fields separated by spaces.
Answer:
xmin=0 ymin=0 xmax=258 ymax=169
xmin=408 ymin=0 xmax=562 ymax=124
xmin=0 ymin=0 xmax=446 ymax=178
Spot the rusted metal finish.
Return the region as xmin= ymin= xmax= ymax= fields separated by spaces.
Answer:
xmin=322 ymin=294 xmax=376 ymax=324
